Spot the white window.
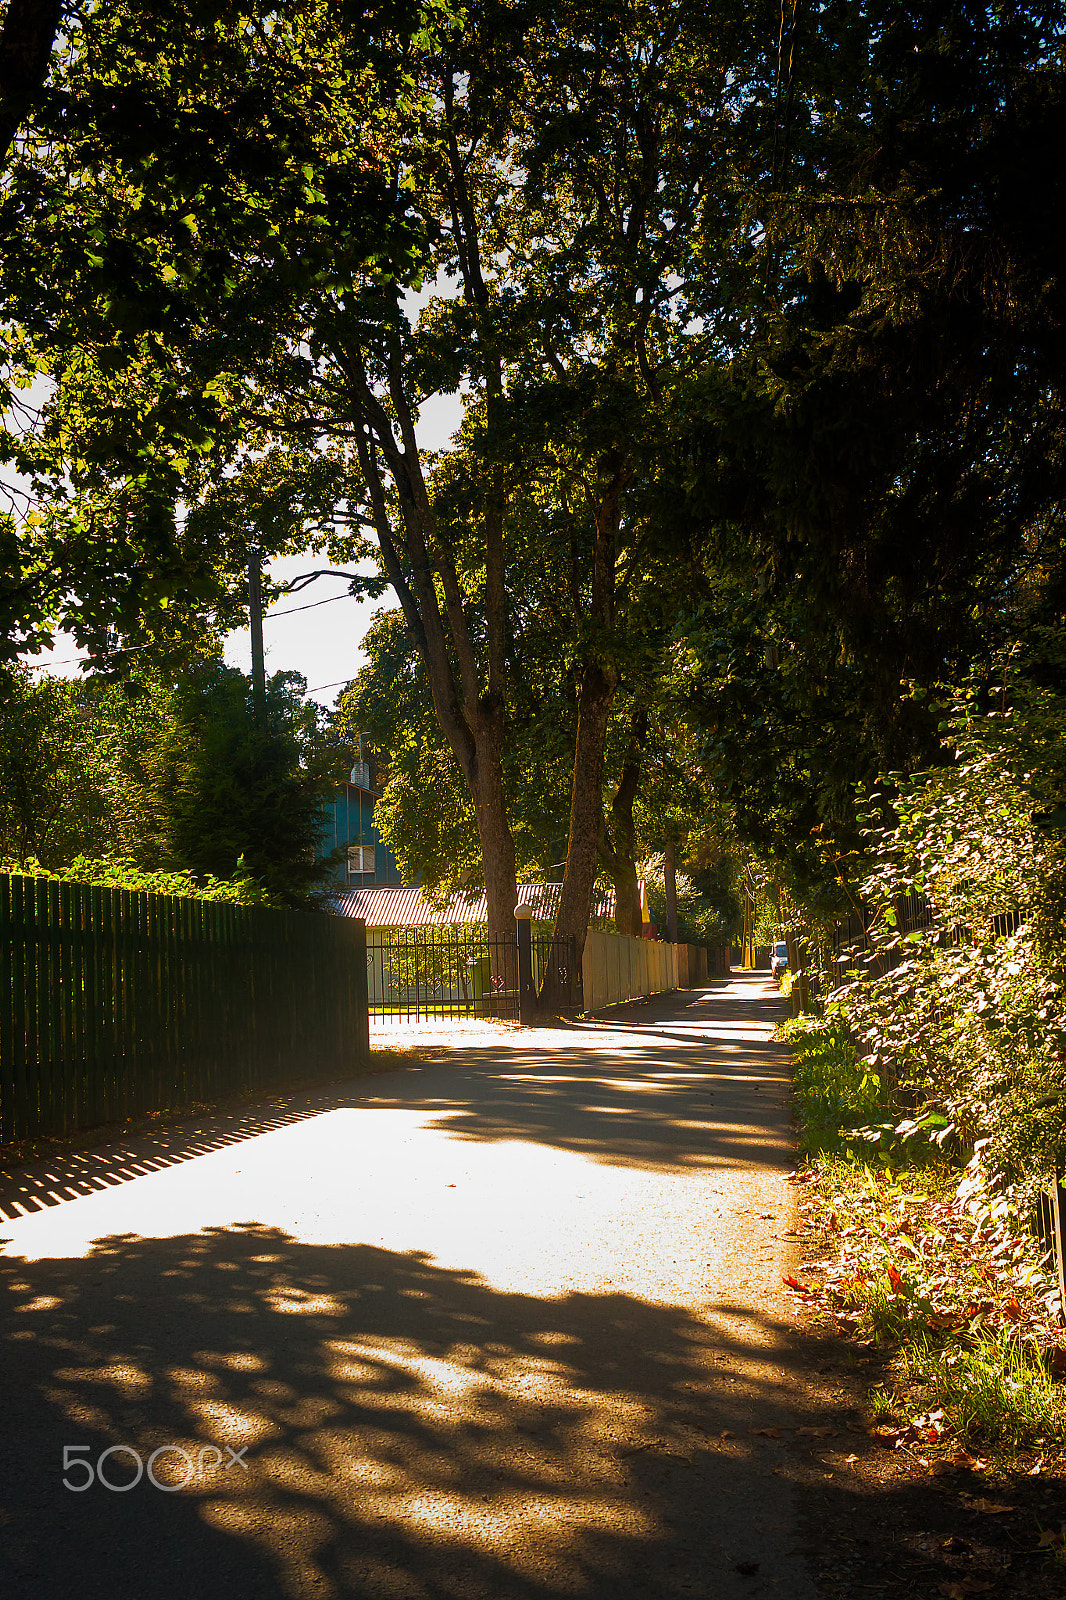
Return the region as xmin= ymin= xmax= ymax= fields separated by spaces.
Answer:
xmin=347 ymin=844 xmax=376 ymax=876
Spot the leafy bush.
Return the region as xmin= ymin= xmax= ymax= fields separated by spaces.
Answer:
xmin=4 ymin=855 xmax=282 ymax=907
xmin=823 ymin=648 xmax=1066 ymax=1204
xmin=783 ymin=1012 xmax=894 ymax=1156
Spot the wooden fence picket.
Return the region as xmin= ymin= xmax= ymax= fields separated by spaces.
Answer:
xmin=0 ymin=873 xmax=370 ymax=1142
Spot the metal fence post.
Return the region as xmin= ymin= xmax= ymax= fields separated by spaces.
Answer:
xmin=351 ymin=917 xmax=370 ymax=1062
xmin=1046 ymin=1164 xmax=1066 ymax=1324
xmin=514 ymin=904 xmax=536 ymax=1025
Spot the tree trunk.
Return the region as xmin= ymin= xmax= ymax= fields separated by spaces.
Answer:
xmin=343 ymin=322 xmax=520 ymax=943
xmin=550 ymin=660 xmax=617 ymax=968
xmin=547 ymin=458 xmax=629 ymax=972
xmin=664 ymin=838 xmax=678 ymax=943
xmin=607 ymin=847 xmax=642 ymax=938
xmin=597 ymin=710 xmax=645 ymax=938
xmin=0 ymin=0 xmax=61 ymax=163
xmin=467 ymin=726 xmax=518 ymax=942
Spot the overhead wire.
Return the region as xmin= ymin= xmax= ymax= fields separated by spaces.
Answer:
xmin=23 ymin=589 xmax=359 ymax=671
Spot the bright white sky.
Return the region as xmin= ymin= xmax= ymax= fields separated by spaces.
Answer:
xmin=20 ymin=386 xmax=466 ymax=711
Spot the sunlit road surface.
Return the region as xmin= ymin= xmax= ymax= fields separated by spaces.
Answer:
xmin=0 ymin=972 xmax=815 ymax=1600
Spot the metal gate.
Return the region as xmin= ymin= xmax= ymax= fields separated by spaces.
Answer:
xmin=367 ymin=926 xmax=581 ymax=1023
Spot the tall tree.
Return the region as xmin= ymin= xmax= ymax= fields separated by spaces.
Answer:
xmin=0 ymin=0 xmax=435 ymax=664
xmin=481 ymin=0 xmax=767 ymax=953
xmin=680 ymin=0 xmax=1066 ymax=726
xmin=0 ymin=0 xmax=61 ymax=162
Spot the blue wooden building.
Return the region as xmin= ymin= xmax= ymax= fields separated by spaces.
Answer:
xmin=317 ymin=756 xmax=404 ymax=888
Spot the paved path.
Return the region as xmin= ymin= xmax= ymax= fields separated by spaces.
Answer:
xmin=0 ymin=972 xmax=816 ymax=1600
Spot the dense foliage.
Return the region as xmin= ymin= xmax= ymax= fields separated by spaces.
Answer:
xmin=0 ymin=662 xmax=333 ymax=905
xmin=795 ymin=646 xmax=1066 ymax=1199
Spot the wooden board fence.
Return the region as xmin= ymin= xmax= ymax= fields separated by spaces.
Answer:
xmin=0 ymin=873 xmax=369 ymax=1143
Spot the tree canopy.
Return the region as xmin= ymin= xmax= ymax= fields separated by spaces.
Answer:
xmin=2 ymin=0 xmax=1064 ymax=983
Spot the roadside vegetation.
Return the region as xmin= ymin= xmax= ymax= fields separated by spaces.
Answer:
xmin=785 ymin=1012 xmax=1066 ymax=1467
xmin=0 ymin=663 xmax=342 ymax=907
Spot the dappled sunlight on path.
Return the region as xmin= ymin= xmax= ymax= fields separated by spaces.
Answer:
xmin=0 ymin=972 xmax=815 ymax=1599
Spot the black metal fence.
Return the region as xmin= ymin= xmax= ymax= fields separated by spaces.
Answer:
xmin=367 ymin=926 xmax=581 ymax=1022
xmin=0 ymin=873 xmax=370 ymax=1144
xmin=829 ymin=892 xmax=1025 ymax=979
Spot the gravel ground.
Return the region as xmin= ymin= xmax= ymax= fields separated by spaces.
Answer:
xmin=0 ymin=972 xmax=819 ymax=1600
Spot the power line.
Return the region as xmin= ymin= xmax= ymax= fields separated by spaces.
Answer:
xmin=23 ymin=591 xmax=357 ymax=671
xmin=265 ymin=592 xmax=352 ymax=619
xmin=304 ymin=678 xmax=354 ymax=695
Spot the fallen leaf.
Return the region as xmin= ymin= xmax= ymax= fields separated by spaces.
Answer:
xmin=782 ymin=1274 xmax=810 ymax=1293
xmin=887 ymin=1265 xmax=904 ymax=1294
xmin=961 ymin=1496 xmax=1016 ymax=1514
xmin=844 ymin=1453 xmax=858 ymax=1464
xmin=751 ymin=1427 xmax=780 ymax=1438
xmin=797 ymin=1426 xmax=835 ymax=1438
xmin=1028 ymin=1455 xmax=1046 ymax=1475
xmin=949 ymin=1450 xmax=987 ymax=1471
xmin=1001 ymin=1295 xmax=1022 ymax=1321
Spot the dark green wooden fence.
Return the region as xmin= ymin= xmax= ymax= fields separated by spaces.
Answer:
xmin=0 ymin=873 xmax=370 ymax=1143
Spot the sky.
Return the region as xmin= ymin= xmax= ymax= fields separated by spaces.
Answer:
xmin=20 ymin=385 xmax=466 ymax=712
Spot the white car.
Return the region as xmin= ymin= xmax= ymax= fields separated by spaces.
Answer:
xmin=770 ymin=941 xmax=789 ymax=981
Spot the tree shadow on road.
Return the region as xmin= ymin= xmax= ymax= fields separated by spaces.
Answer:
xmin=0 ymin=983 xmax=795 ymax=1227
xmin=363 ymin=1018 xmax=797 ymax=1175
xmin=1 ymin=1222 xmax=809 ymax=1600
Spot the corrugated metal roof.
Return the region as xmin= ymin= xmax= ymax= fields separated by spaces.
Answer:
xmin=327 ymin=880 xmax=619 ymax=927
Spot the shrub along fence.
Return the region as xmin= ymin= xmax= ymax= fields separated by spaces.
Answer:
xmin=783 ymin=892 xmax=1026 ymax=1015
xmin=0 ymin=872 xmax=370 ymax=1144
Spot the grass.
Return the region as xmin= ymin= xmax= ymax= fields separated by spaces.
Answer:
xmin=918 ymin=1332 xmax=1066 ymax=1450
xmin=783 ymin=1010 xmax=1066 ymax=1462
xmin=781 ymin=1013 xmax=894 ymax=1157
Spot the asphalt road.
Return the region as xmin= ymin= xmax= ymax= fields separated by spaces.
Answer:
xmin=0 ymin=971 xmax=816 ymax=1600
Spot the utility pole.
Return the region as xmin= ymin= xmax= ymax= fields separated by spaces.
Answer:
xmin=248 ymin=548 xmax=266 ymax=727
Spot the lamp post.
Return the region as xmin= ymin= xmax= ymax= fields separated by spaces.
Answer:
xmin=514 ymin=903 xmax=536 ymax=1025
